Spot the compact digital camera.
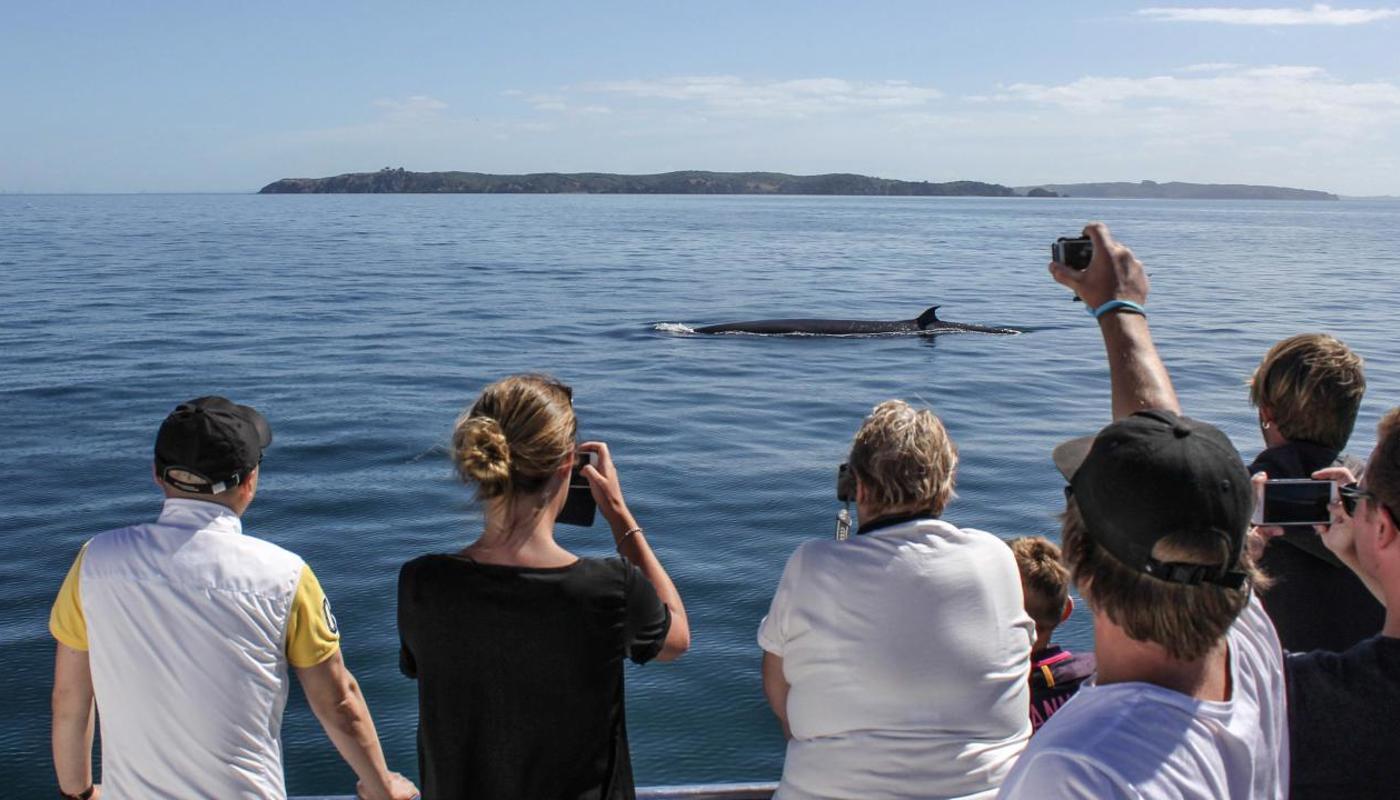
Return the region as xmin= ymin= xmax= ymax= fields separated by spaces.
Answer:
xmin=836 ymin=463 xmax=857 ymax=503
xmin=1052 ymin=236 xmax=1094 ymax=269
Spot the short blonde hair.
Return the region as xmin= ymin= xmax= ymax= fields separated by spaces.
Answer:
xmin=1009 ymin=536 xmax=1070 ymax=634
xmin=1250 ymin=333 xmax=1365 ymax=451
xmin=848 ymin=400 xmax=957 ymax=515
xmin=452 ymin=374 xmax=576 ymax=500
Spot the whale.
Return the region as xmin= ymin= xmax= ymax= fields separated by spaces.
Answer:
xmin=693 ymin=306 xmax=1020 ymax=336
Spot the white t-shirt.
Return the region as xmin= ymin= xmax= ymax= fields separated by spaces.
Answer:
xmin=758 ymin=517 xmax=1035 ymax=800
xmin=997 ymin=594 xmax=1288 ymax=800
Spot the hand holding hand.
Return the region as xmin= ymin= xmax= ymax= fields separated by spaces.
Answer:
xmin=578 ymin=441 xmax=634 ymax=529
xmin=1050 ymin=222 xmax=1150 ymax=312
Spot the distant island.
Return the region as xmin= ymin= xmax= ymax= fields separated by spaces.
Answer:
xmin=1017 ymin=180 xmax=1338 ymax=201
xmin=258 ymin=168 xmax=1337 ymax=200
xmin=260 ymin=169 xmax=1015 ymax=196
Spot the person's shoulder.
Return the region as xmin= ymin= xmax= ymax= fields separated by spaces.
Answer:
xmin=1031 ymin=684 xmax=1194 ymax=764
xmin=83 ymin=520 xmax=156 ymax=559
xmin=1007 ymin=707 xmax=1137 ymax=797
xmin=227 ymin=529 xmax=308 ymax=572
xmin=926 ymin=520 xmax=1015 ymax=554
xmin=1289 ymin=635 xmax=1396 ymax=679
xmin=569 ymin=555 xmax=638 ymax=586
xmin=1231 ymin=592 xmax=1284 ymax=660
xmin=398 ymin=552 xmax=476 ymax=584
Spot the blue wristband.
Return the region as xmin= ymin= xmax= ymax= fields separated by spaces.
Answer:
xmin=1088 ymin=299 xmax=1147 ymax=319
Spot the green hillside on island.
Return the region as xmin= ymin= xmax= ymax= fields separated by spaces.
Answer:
xmin=258 ymin=169 xmax=1338 ymax=200
xmin=259 ymin=169 xmax=1015 ymax=196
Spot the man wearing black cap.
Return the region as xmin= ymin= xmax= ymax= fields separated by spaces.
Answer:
xmin=998 ymin=225 xmax=1287 ymax=799
xmin=49 ymin=397 xmax=418 ymax=800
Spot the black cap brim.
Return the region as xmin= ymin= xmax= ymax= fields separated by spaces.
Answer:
xmin=1052 ymin=434 xmax=1096 ymax=481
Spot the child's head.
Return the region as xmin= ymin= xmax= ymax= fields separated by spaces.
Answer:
xmin=1009 ymin=536 xmax=1073 ymax=646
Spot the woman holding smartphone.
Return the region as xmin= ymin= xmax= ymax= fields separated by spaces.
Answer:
xmin=397 ymin=374 xmax=689 ymax=800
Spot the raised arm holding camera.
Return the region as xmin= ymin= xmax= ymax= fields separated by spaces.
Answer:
xmin=998 ymin=223 xmax=1288 ymax=800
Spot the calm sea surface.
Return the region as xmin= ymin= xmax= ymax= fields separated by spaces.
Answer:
xmin=3 ymin=194 xmax=1398 ymax=794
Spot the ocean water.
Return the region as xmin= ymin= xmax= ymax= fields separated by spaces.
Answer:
xmin=2 ymin=194 xmax=1398 ymax=795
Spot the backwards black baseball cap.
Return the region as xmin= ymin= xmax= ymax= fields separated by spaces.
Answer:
xmin=1052 ymin=410 xmax=1251 ymax=589
xmin=154 ymin=396 xmax=272 ymax=494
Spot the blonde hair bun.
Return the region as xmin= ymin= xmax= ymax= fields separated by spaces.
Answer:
xmin=451 ymin=374 xmax=577 ymax=502
xmin=455 ymin=415 xmax=513 ymax=495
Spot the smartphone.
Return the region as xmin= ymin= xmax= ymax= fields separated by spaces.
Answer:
xmin=1052 ymin=236 xmax=1093 ymax=269
xmin=1252 ymin=479 xmax=1336 ymax=526
xmin=556 ymin=451 xmax=598 ymax=527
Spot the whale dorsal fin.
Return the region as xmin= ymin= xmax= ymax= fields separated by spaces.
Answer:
xmin=916 ymin=306 xmax=941 ymax=329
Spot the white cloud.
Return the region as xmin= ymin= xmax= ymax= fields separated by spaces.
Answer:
xmin=578 ymin=76 xmax=942 ymax=116
xmin=1139 ymin=4 xmax=1400 ymax=25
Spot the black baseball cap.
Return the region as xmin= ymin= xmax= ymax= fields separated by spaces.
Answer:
xmin=154 ymin=396 xmax=272 ymax=494
xmin=1052 ymin=410 xmax=1251 ymax=588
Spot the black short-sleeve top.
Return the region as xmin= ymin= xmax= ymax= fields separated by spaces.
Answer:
xmin=398 ymin=554 xmax=671 ymax=800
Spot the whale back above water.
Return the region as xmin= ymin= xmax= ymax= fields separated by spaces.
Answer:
xmin=693 ymin=306 xmax=1020 ymax=336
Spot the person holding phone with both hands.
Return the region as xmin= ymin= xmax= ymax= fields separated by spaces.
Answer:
xmin=1252 ymin=406 xmax=1400 ymax=799
xmin=397 ymin=374 xmax=690 ymax=800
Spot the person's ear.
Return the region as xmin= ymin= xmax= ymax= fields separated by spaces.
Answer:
xmin=241 ymin=466 xmax=260 ymax=497
xmin=1377 ymin=506 xmax=1399 ymax=551
xmin=1061 ymin=596 xmax=1074 ymax=624
xmin=855 ymin=478 xmax=869 ymax=506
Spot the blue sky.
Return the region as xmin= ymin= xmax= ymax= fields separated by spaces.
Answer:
xmin=3 ymin=1 xmax=1398 ymax=194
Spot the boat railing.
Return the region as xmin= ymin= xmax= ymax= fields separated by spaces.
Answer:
xmin=294 ymin=781 xmax=777 ymax=799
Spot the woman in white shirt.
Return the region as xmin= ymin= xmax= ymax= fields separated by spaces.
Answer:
xmin=758 ymin=400 xmax=1035 ymax=800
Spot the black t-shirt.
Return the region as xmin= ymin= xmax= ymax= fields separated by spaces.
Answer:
xmin=1286 ymin=636 xmax=1400 ymax=799
xmin=398 ymin=554 xmax=671 ymax=800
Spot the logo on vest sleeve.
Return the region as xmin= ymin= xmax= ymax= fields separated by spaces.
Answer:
xmin=323 ymin=596 xmax=339 ymax=636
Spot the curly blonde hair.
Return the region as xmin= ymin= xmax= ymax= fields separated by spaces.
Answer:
xmin=452 ymin=374 xmax=576 ymax=500
xmin=848 ymin=399 xmax=957 ymax=515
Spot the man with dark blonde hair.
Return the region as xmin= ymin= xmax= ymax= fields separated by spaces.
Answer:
xmin=1249 ymin=332 xmax=1381 ymax=651
xmin=999 ymin=224 xmax=1286 ymax=799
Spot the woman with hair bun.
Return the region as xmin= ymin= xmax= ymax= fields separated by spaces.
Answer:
xmin=758 ymin=400 xmax=1034 ymax=799
xmin=397 ymin=374 xmax=689 ymax=800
